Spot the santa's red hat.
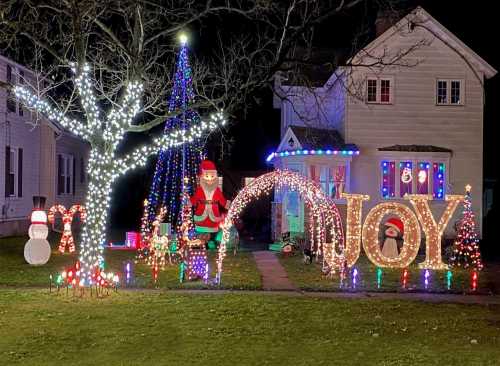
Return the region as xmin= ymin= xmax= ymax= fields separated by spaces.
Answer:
xmin=385 ymin=217 xmax=404 ymax=236
xmin=199 ymin=159 xmax=217 ymax=175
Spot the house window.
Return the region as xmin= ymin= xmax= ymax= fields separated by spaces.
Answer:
xmin=310 ymin=164 xmax=347 ymax=200
xmin=416 ymin=162 xmax=430 ymax=194
xmin=18 ymin=70 xmax=24 ymax=116
xmin=437 ymin=79 xmax=463 ymax=105
xmin=58 ymin=154 xmax=74 ymax=195
xmin=399 ymin=161 xmax=413 ymax=197
xmin=4 ymin=146 xmax=23 ymax=197
xmin=366 ymin=77 xmax=393 ymax=104
xmin=432 ymin=163 xmax=445 ymax=199
xmin=381 ymin=161 xmax=396 ymax=198
xmin=6 ymin=65 xmax=17 ymax=113
xmin=367 ymin=79 xmax=377 ymax=102
xmin=381 ymin=159 xmax=446 ymax=200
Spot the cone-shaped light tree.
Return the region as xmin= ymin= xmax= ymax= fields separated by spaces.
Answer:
xmin=450 ymin=185 xmax=483 ymax=270
xmin=14 ymin=62 xmax=226 ymax=279
xmin=142 ymin=37 xmax=203 ymax=234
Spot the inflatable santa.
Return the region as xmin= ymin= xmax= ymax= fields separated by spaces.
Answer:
xmin=190 ymin=160 xmax=229 ymax=234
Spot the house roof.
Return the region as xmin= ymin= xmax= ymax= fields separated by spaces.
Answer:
xmin=281 ymin=6 xmax=497 ymax=88
xmin=378 ymin=144 xmax=452 ymax=153
xmin=348 ymin=6 xmax=497 ymax=79
xmin=289 ymin=126 xmax=358 ymax=150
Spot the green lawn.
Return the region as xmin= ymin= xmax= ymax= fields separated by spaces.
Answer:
xmin=279 ymin=253 xmax=499 ymax=294
xmin=0 ymin=289 xmax=499 ymax=365
xmin=0 ymin=236 xmax=260 ymax=290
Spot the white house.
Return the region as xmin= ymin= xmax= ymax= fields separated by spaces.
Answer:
xmin=0 ymin=55 xmax=89 ymax=237
xmin=269 ymin=7 xmax=497 ymax=240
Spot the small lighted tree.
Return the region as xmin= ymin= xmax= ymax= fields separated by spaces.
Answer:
xmin=14 ymin=63 xmax=225 ymax=279
xmin=450 ymin=185 xmax=483 ymax=270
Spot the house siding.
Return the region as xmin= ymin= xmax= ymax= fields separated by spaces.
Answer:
xmin=346 ymin=25 xmax=485 ymax=235
xmin=0 ymin=56 xmax=90 ymax=237
xmin=55 ymin=133 xmax=89 ymax=208
xmin=0 ymin=60 xmax=42 ymax=236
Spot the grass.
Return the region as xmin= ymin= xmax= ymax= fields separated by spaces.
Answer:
xmin=0 ymin=289 xmax=500 ymax=365
xmin=279 ymin=253 xmax=500 ymax=294
xmin=0 ymin=236 xmax=260 ymax=290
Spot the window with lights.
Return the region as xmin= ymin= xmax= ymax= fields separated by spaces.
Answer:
xmin=380 ymin=159 xmax=447 ymax=200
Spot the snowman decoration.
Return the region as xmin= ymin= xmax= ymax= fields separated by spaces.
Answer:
xmin=24 ymin=196 xmax=51 ymax=265
xmin=381 ymin=217 xmax=403 ymax=259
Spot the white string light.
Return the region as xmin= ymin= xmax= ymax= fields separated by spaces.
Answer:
xmin=14 ymin=63 xmax=226 ymax=280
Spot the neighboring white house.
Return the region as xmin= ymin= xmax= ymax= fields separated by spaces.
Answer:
xmin=0 ymin=55 xmax=89 ymax=237
xmin=269 ymin=7 xmax=497 ymax=240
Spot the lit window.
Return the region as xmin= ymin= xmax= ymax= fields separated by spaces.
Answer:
xmin=381 ymin=159 xmax=446 ymax=200
xmin=416 ymin=162 xmax=430 ymax=194
xmin=381 ymin=161 xmax=396 ymax=198
xmin=437 ymin=79 xmax=463 ymax=105
xmin=432 ymin=163 xmax=445 ymax=199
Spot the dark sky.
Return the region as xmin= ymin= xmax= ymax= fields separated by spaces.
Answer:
xmin=110 ymin=1 xmax=499 ymax=232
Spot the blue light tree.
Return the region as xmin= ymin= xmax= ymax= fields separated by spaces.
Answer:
xmin=142 ymin=39 xmax=203 ymax=234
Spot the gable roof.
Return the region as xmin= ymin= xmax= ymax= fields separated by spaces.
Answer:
xmin=283 ymin=126 xmax=358 ymax=151
xmin=351 ymin=6 xmax=497 ymax=79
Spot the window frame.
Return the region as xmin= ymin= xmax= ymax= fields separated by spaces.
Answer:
xmin=378 ymin=154 xmax=450 ymax=201
xmin=58 ymin=153 xmax=74 ymax=196
xmin=436 ymin=78 xmax=465 ymax=106
xmin=365 ymin=76 xmax=394 ymax=105
xmin=6 ymin=147 xmax=18 ymax=197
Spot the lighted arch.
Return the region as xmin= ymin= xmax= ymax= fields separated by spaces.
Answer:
xmin=215 ymin=169 xmax=344 ymax=283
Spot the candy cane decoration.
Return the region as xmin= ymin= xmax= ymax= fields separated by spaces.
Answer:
xmin=48 ymin=204 xmax=86 ymax=253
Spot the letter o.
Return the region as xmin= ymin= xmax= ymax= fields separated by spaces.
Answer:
xmin=362 ymin=202 xmax=421 ymax=268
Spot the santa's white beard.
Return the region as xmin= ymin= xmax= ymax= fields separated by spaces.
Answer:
xmin=200 ymin=178 xmax=218 ymax=193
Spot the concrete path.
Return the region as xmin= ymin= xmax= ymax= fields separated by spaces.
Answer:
xmin=253 ymin=251 xmax=296 ymax=291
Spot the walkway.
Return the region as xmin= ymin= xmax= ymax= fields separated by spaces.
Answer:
xmin=253 ymin=251 xmax=296 ymax=291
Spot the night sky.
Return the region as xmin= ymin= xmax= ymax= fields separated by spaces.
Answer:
xmin=110 ymin=1 xmax=500 ymax=239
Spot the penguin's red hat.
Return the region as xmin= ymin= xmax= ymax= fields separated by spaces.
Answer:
xmin=199 ymin=160 xmax=217 ymax=175
xmin=385 ymin=217 xmax=404 ymax=236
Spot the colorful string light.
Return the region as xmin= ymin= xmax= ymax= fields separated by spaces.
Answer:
xmin=446 ymin=270 xmax=452 ymax=290
xmin=142 ymin=38 xmax=203 ymax=237
xmin=376 ymin=267 xmax=383 ymax=289
xmin=266 ymin=148 xmax=359 ymax=162
xmin=450 ymin=186 xmax=483 ymax=271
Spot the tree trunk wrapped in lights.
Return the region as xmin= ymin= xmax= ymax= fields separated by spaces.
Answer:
xmin=14 ymin=64 xmax=226 ymax=280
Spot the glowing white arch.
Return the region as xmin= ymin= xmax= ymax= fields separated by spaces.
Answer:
xmin=216 ymin=169 xmax=344 ymax=283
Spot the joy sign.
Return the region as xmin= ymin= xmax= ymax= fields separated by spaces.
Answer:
xmin=337 ymin=193 xmax=463 ymax=270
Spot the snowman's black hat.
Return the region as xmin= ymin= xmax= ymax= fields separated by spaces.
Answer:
xmin=32 ymin=196 xmax=46 ymax=209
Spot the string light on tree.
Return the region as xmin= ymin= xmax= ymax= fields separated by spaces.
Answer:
xmin=14 ymin=61 xmax=226 ymax=281
xmin=450 ymin=185 xmax=483 ymax=271
xmin=142 ymin=34 xmax=204 ymax=237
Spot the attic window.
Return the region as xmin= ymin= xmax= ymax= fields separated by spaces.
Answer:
xmin=288 ymin=137 xmax=295 ymax=148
